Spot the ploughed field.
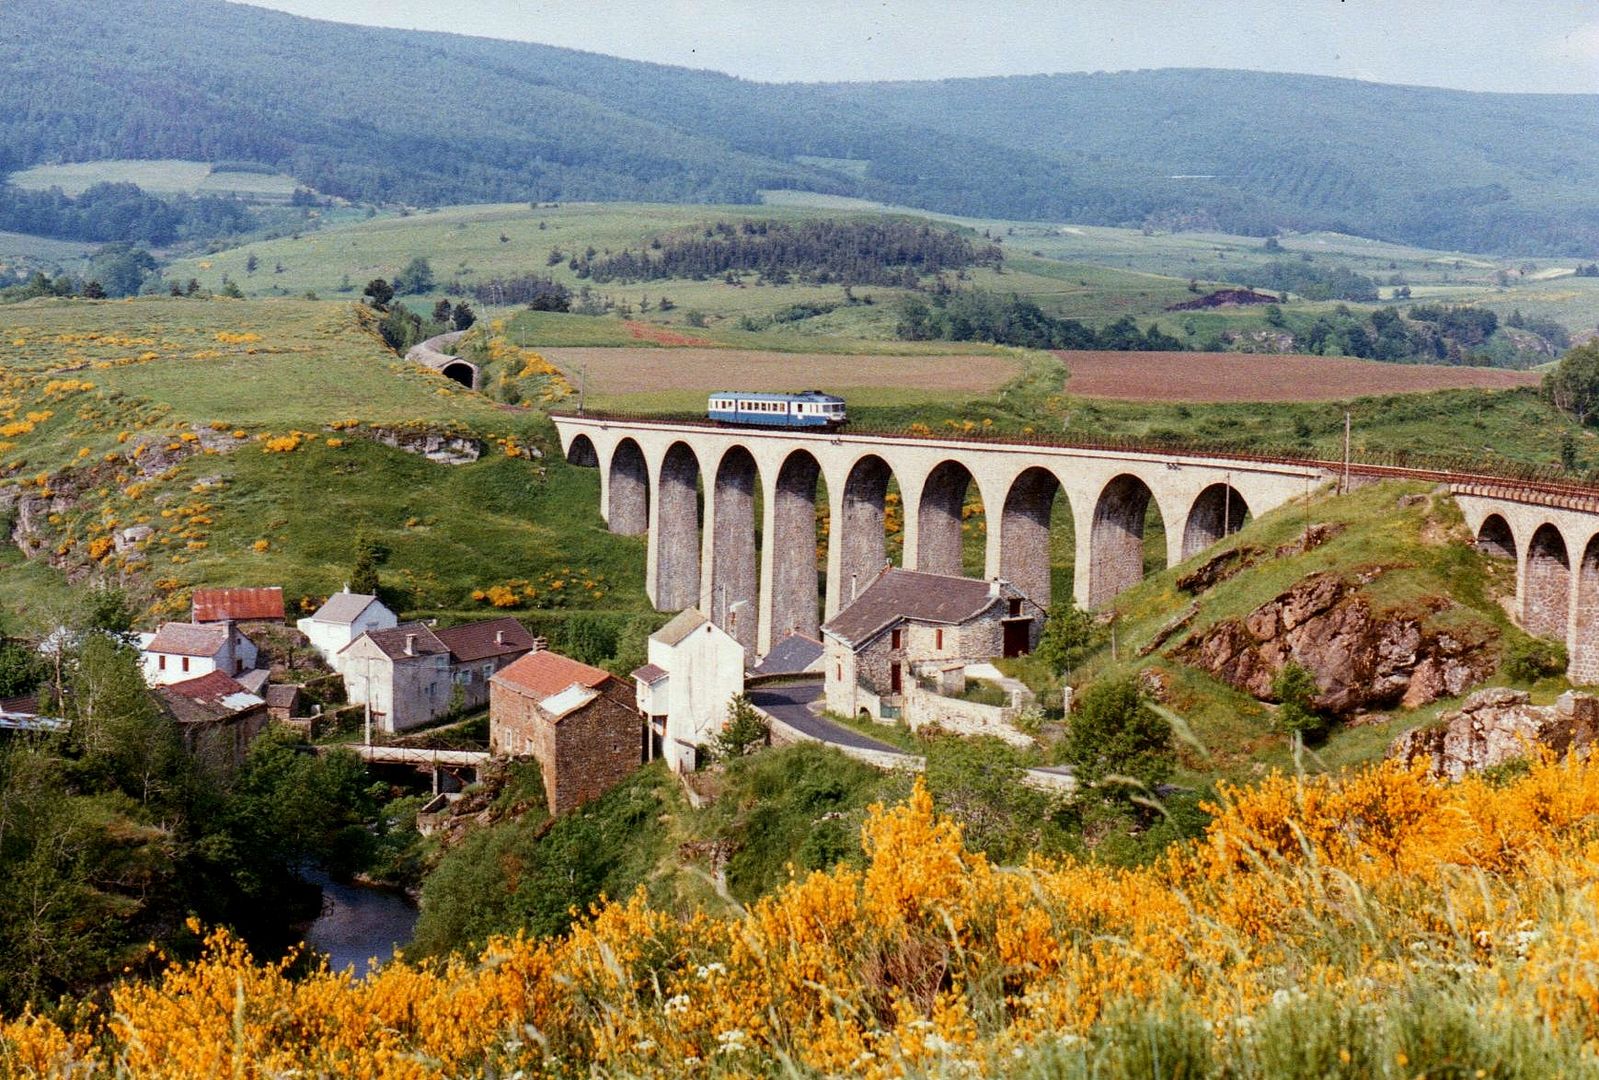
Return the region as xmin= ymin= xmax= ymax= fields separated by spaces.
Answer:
xmin=1058 ymin=350 xmax=1544 ymax=403
xmin=541 ymin=346 xmax=1022 ymax=409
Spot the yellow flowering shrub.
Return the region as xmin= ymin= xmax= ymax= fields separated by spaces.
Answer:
xmin=14 ymin=758 xmax=1599 ymax=1076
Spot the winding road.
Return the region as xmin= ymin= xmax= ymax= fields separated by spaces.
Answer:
xmin=746 ymin=683 xmax=902 ymax=754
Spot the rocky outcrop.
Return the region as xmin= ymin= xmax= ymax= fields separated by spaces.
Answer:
xmin=1175 ymin=569 xmax=1498 ymax=715
xmin=363 ymin=426 xmax=485 ymax=465
xmin=1389 ymin=688 xmax=1599 ymax=780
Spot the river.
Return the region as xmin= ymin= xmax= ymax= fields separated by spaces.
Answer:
xmin=301 ymin=869 xmax=418 ymax=977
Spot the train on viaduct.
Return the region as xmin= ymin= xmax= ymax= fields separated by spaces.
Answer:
xmin=550 ymin=413 xmax=1599 ymax=684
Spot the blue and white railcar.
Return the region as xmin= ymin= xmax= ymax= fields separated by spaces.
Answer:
xmin=707 ymin=391 xmax=846 ymax=429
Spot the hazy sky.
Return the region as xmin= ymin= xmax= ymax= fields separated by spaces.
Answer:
xmin=239 ymin=1 xmax=1599 ymax=93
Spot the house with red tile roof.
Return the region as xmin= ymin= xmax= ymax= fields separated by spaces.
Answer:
xmin=490 ymin=647 xmax=642 ymax=814
xmin=154 ymin=671 xmax=269 ymax=772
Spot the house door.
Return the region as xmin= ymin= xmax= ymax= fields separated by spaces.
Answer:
xmin=1003 ymin=620 xmax=1031 ymax=658
xmin=890 ymin=662 xmax=902 ymax=694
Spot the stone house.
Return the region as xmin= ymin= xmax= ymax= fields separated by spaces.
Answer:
xmin=632 ymin=609 xmax=745 ymax=772
xmin=141 ymin=621 xmax=260 ymax=687
xmin=338 ymin=622 xmax=453 ymax=733
xmin=434 ymin=616 xmax=537 ymax=713
xmin=489 ymin=649 xmax=643 ymax=814
xmin=339 ymin=616 xmax=538 ymax=733
xmin=821 ymin=568 xmax=1042 ymax=720
xmin=264 ymin=683 xmax=303 ymax=723
xmin=296 ymin=589 xmax=398 ymax=672
xmin=154 ymin=670 xmax=270 ymax=772
xmin=192 ymin=587 xmax=285 ymax=625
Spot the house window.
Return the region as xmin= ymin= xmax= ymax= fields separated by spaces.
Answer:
xmin=891 ymin=628 xmax=902 ymax=650
xmin=482 ymin=663 xmax=494 ymax=680
xmin=936 ymin=628 xmax=944 ymax=650
xmin=158 ymin=655 xmax=167 ymax=671
xmin=182 ymin=656 xmax=190 ymax=673
xmin=890 ymin=662 xmax=902 ymax=694
xmin=836 ymin=663 xmax=842 ymax=681
xmin=1008 ymin=598 xmax=1023 ymax=618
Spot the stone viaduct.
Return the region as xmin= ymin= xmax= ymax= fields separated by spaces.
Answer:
xmin=553 ymin=415 xmax=1599 ymax=682
xmin=552 ymin=415 xmax=1322 ymax=655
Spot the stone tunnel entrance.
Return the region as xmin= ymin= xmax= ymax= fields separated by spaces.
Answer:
xmin=441 ymin=360 xmax=477 ymax=389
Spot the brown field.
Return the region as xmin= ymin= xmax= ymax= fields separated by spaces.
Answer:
xmin=543 ymin=347 xmax=1022 ymax=406
xmin=1058 ymin=351 xmax=1544 ymax=402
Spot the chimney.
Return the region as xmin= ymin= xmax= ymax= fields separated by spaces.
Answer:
xmin=405 ymin=633 xmax=417 ymax=657
xmin=495 ymin=629 xmax=505 ymax=645
xmin=532 ymin=636 xmax=548 ymax=653
xmin=850 ymin=573 xmax=858 ymax=601
xmin=342 ymin=582 xmax=350 ymax=594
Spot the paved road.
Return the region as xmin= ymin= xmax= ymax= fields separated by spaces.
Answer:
xmin=747 ymin=683 xmax=904 ymax=755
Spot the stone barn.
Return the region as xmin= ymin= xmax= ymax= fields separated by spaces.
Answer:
xmin=490 ymin=649 xmax=643 ymax=815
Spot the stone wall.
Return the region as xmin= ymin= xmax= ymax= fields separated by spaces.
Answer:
xmin=902 ymin=686 xmax=1032 ymax=747
xmin=1524 ymin=524 xmax=1571 ymax=641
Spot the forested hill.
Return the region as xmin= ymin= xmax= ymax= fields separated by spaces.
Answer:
xmin=4 ymin=0 xmax=1599 ymax=255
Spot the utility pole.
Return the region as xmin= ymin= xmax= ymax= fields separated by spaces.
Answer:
xmin=578 ymin=364 xmax=587 ymax=415
xmin=1343 ymin=411 xmax=1352 ymax=495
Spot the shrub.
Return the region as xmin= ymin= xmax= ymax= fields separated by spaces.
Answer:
xmin=1502 ymin=636 xmax=1567 ymax=683
xmin=1272 ymin=661 xmax=1329 ymax=739
xmin=1060 ymin=675 xmax=1174 ymax=796
xmin=711 ymin=695 xmax=768 ymax=760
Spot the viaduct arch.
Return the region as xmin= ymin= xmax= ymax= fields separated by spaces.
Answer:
xmin=562 ymin=416 xmax=1599 ymax=683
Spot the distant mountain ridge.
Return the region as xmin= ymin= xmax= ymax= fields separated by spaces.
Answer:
xmin=2 ymin=0 xmax=1597 ymax=255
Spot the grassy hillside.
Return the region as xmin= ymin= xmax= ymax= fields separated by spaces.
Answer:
xmin=0 ymin=297 xmax=655 ymax=655
xmin=6 ymin=0 xmax=1599 ymax=254
xmin=1014 ymin=479 xmax=1563 ymax=785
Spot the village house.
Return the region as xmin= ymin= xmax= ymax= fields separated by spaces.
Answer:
xmin=154 ymin=670 xmax=270 ymax=772
xmin=339 ymin=616 xmax=537 ymax=733
xmin=338 ymin=622 xmax=452 ymax=733
xmin=263 ymin=683 xmax=303 ymax=723
xmin=489 ymin=648 xmax=642 ymax=814
xmin=296 ymin=588 xmax=398 ymax=671
xmin=821 ymin=568 xmax=1042 ymax=720
xmin=632 ymin=609 xmax=745 ymax=772
xmin=433 ymin=616 xmax=538 ymax=712
xmin=191 ymin=587 xmax=286 ymax=625
xmin=140 ymin=621 xmax=260 ymax=687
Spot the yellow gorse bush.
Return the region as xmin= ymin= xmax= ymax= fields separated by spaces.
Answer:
xmin=10 ymin=757 xmax=1599 ymax=1076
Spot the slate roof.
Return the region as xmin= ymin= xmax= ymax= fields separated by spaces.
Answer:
xmin=821 ymin=568 xmax=1000 ymax=648
xmin=192 ymin=587 xmax=284 ymax=623
xmin=650 ymin=609 xmax=708 ymax=647
xmin=236 ymin=668 xmax=271 ymax=695
xmin=751 ymin=633 xmax=824 ymax=676
xmin=0 ymin=693 xmax=39 ymax=716
xmin=157 ymin=671 xmax=265 ymax=723
xmin=306 ymin=591 xmax=382 ymax=625
xmin=540 ymin=684 xmax=601 ymax=720
xmin=264 ymin=684 xmax=302 ymax=712
xmin=631 ymin=663 xmax=668 ymax=685
xmin=146 ymin=622 xmax=230 ymax=657
xmin=435 ymin=617 xmax=535 ymax=663
xmin=493 ymin=649 xmax=613 ymax=698
xmin=348 ymin=622 xmax=449 ymax=661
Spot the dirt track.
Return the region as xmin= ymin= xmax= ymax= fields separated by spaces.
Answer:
xmin=1057 ymin=351 xmax=1542 ymax=402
